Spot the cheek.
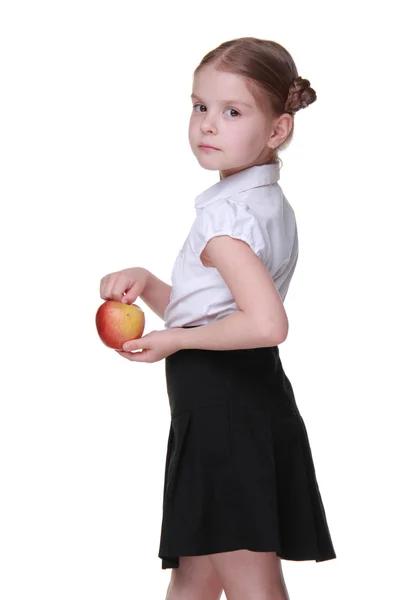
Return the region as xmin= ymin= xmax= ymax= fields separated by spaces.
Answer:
xmin=188 ymin=118 xmax=197 ymax=145
xmin=241 ymin=125 xmax=266 ymax=150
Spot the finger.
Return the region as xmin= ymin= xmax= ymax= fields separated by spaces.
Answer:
xmin=115 ymin=349 xmax=142 ymax=360
xmin=102 ymin=275 xmax=132 ymax=303
xmin=122 ymin=338 xmax=145 ymax=352
xmin=110 ymin=276 xmax=129 ymax=302
xmin=100 ymin=274 xmax=111 ymax=300
xmin=102 ymin=273 xmax=119 ymax=300
xmin=116 ymin=349 xmax=149 ymax=362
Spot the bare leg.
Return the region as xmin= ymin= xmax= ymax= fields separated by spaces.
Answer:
xmin=208 ymin=550 xmax=290 ymax=600
xmin=165 ymin=555 xmax=224 ymax=600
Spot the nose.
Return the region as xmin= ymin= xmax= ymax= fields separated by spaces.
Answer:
xmin=200 ymin=112 xmax=217 ymax=134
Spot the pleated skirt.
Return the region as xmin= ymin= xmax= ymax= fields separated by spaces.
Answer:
xmin=158 ymin=332 xmax=336 ymax=569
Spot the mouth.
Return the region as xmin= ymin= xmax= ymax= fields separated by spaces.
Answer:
xmin=199 ymin=144 xmax=220 ymax=151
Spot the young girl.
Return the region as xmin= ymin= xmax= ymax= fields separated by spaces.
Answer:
xmin=100 ymin=37 xmax=336 ymax=600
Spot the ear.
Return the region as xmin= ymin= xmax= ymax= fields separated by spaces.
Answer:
xmin=267 ymin=113 xmax=293 ymax=149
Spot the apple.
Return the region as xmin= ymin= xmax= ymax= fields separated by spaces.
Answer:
xmin=95 ymin=300 xmax=145 ymax=350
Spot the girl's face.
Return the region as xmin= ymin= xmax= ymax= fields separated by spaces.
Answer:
xmin=189 ymin=65 xmax=276 ymax=179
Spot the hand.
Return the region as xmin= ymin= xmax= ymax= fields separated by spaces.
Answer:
xmin=100 ymin=266 xmax=150 ymax=304
xmin=115 ymin=328 xmax=182 ymax=363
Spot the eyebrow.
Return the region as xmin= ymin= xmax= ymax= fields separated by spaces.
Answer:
xmin=190 ymin=93 xmax=253 ymax=109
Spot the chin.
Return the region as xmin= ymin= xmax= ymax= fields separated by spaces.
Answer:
xmin=198 ymin=163 xmax=220 ymax=171
xmin=195 ymin=154 xmax=221 ymax=171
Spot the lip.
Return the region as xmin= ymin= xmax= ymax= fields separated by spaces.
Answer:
xmin=199 ymin=144 xmax=220 ymax=151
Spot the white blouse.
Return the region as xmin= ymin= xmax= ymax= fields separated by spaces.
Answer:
xmin=163 ymin=163 xmax=299 ymax=329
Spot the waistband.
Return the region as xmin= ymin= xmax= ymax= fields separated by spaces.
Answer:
xmin=165 ymin=332 xmax=298 ymax=418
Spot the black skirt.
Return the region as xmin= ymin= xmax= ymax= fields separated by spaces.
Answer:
xmin=158 ymin=329 xmax=336 ymax=569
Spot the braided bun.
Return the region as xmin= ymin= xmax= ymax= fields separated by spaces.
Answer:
xmin=285 ymin=76 xmax=317 ymax=114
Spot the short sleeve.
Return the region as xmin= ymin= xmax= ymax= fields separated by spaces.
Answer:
xmin=191 ymin=199 xmax=269 ymax=262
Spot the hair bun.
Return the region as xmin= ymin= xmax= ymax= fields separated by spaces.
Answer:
xmin=285 ymin=76 xmax=317 ymax=114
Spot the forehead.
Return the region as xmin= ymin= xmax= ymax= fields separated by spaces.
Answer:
xmin=192 ymin=65 xmax=255 ymax=104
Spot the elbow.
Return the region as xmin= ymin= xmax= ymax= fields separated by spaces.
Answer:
xmin=275 ymin=322 xmax=289 ymax=345
xmin=260 ymin=315 xmax=289 ymax=346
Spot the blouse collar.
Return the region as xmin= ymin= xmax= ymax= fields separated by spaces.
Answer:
xmin=194 ymin=163 xmax=280 ymax=209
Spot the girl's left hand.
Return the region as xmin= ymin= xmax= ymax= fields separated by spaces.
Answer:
xmin=116 ymin=329 xmax=182 ymax=363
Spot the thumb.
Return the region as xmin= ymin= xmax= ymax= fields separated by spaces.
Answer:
xmin=122 ymin=336 xmax=145 ymax=352
xmin=122 ymin=281 xmax=144 ymax=304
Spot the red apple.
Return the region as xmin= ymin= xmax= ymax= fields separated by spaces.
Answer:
xmin=95 ymin=300 xmax=145 ymax=350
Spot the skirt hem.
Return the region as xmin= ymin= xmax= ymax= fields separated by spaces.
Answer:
xmin=159 ymin=544 xmax=337 ymax=569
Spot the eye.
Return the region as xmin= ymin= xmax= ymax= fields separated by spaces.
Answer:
xmin=192 ymin=104 xmax=241 ymax=117
xmin=224 ymin=108 xmax=240 ymax=117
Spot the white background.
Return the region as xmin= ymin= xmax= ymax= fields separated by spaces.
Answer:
xmin=1 ymin=1 xmax=399 ymax=598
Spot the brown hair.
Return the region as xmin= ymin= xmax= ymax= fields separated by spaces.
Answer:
xmin=193 ymin=37 xmax=317 ymax=167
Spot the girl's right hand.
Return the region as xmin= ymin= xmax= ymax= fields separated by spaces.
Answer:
xmin=99 ymin=267 xmax=150 ymax=305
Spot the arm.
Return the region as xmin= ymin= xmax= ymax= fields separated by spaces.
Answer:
xmin=171 ymin=235 xmax=289 ymax=351
xmin=140 ymin=270 xmax=172 ymax=321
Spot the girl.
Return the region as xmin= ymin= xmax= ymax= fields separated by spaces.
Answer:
xmin=99 ymin=37 xmax=336 ymax=600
